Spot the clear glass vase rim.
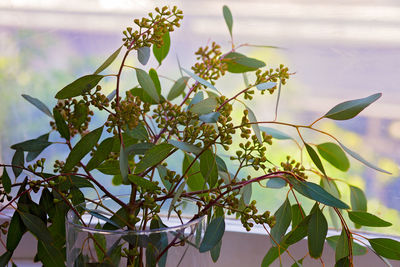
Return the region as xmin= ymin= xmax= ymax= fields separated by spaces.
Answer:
xmin=66 ymin=195 xmax=205 ymax=235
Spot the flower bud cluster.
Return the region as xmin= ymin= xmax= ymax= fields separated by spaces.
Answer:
xmin=122 ymin=6 xmax=183 ymax=50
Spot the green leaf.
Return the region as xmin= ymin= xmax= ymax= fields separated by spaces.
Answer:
xmin=181 ymin=68 xmax=218 ymax=91
xmin=200 ymin=149 xmax=218 ymax=188
xmin=223 ymin=52 xmax=266 ymax=73
xmin=246 ymin=106 xmax=262 ymax=144
xmin=324 ymin=93 xmax=381 ymax=120
xmin=125 ymin=143 xmax=154 ymax=156
xmin=138 ymin=46 xmax=150 ymax=65
xmin=308 ymin=205 xmax=328 ymax=258
xmin=135 ymin=143 xmax=174 ymax=174
xmin=368 ymin=238 xmax=400 ymax=260
xmin=271 ymin=198 xmax=292 ymax=245
xmin=119 ymin=144 xmax=129 ymax=184
xmin=20 ymin=212 xmax=53 ymax=244
xmin=261 ymin=243 xmax=288 ymax=267
xmin=37 ymin=240 xmax=65 ymax=267
xmin=290 ymin=179 xmax=349 ymax=209
xmin=55 ymin=74 xmax=104 ymax=99
xmin=199 ymin=112 xmax=221 ymax=123
xmin=1 ymin=167 xmax=11 ymax=194
xmin=188 ymin=91 xmax=204 ymax=109
xmin=136 ymin=68 xmax=160 ymax=103
xmin=157 ymin=165 xmax=171 ymax=190
xmin=327 ymin=235 xmax=367 ymax=257
xmin=199 ymin=217 xmax=225 ymax=252
xmin=167 ymin=76 xmax=189 ymax=101
xmin=12 ymin=149 xmax=24 ymax=178
xmin=305 ymin=143 xmax=326 ymax=176
xmin=0 ymin=251 xmax=12 ymax=266
xmin=128 ymin=175 xmax=159 ymax=191
xmin=97 ymin=160 xmax=120 ymax=175
xmin=349 ymin=185 xmax=367 ymax=212
xmin=260 ymin=126 xmax=293 ymax=140
xmin=70 ymin=187 xmax=85 ymax=206
xmin=183 ymin=154 xmax=206 ymax=192
xmin=26 ymin=133 xmax=50 ymax=162
xmin=316 ymin=142 xmax=350 ymax=172
xmin=168 ymin=140 xmax=202 ymax=155
xmin=222 ymin=5 xmax=233 ymax=36
xmin=126 ymin=123 xmax=149 ymax=141
xmin=11 ymin=136 xmax=52 ymax=152
xmin=149 ymin=68 xmax=161 ymax=95
xmin=241 ymin=184 xmax=252 ymax=205
xmin=168 ymin=182 xmax=186 ymax=218
xmin=153 ymin=31 xmax=170 ymax=65
xmin=285 ymin=215 xmax=311 ymax=245
xmin=6 ymin=212 xmax=26 ymax=251
xmin=86 ymin=209 xmax=121 ymax=229
xmin=320 ymin=178 xmax=340 ymax=199
xmin=335 ymin=230 xmax=350 ymax=261
xmin=64 ymin=126 xmax=103 ymax=171
xmin=53 ymin=108 xmax=70 ymax=140
xmin=22 ymin=94 xmax=53 ymax=118
xmin=256 ymin=82 xmax=277 ymax=91
xmin=94 ymin=46 xmax=122 ymax=74
xmin=86 ymin=137 xmax=114 ymax=170
xmin=267 ymin=178 xmax=287 ymax=189
xmin=58 ymin=175 xmax=94 ymax=190
xmin=210 ymin=239 xmax=222 ymax=262
xmin=189 ymin=97 xmax=218 ymax=115
xmin=93 ymin=224 xmax=107 ymax=261
xmin=348 ymin=211 xmax=392 ymax=227
xmin=338 ymin=141 xmax=391 ymax=174
xmin=291 ymin=204 xmax=305 ymax=228
xmin=103 ymin=207 xmax=129 ymax=230
xmin=215 ymin=155 xmax=228 ymax=172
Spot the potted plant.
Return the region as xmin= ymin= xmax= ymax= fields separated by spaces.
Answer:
xmin=1 ymin=5 xmax=399 ymax=267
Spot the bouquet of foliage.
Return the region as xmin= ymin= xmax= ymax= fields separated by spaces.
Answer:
xmin=0 ymin=5 xmax=399 ymax=267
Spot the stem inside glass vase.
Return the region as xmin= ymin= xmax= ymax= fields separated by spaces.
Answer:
xmin=65 ymin=195 xmax=209 ymax=267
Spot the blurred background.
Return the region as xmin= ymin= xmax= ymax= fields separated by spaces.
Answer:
xmin=1 ymin=0 xmax=399 ymax=235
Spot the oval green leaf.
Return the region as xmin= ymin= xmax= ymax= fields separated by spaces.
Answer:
xmin=289 ymin=179 xmax=349 ymax=209
xmin=168 ymin=182 xmax=186 ymax=219
xmin=94 ymin=46 xmax=122 ymax=74
xmin=181 ymin=68 xmax=218 ymax=91
xmin=305 ymin=143 xmax=326 ymax=176
xmin=20 ymin=212 xmax=53 ymax=244
xmin=271 ymin=198 xmax=291 ymax=245
xmin=128 ymin=174 xmax=159 ymax=191
xmin=199 ymin=217 xmax=225 ymax=253
xmin=348 ymin=211 xmax=392 ymax=227
xmin=326 ymin=234 xmax=367 ymax=257
xmin=260 ymin=126 xmax=293 ymax=140
xmin=53 ymin=108 xmax=70 ymax=140
xmin=324 ymin=93 xmax=381 ymax=120
xmin=317 ymin=142 xmax=350 ymax=172
xmin=168 ymin=140 xmax=202 ymax=155
xmin=256 ymin=82 xmax=277 ymax=91
xmin=21 ymin=94 xmax=52 ymax=118
xmin=135 ymin=143 xmax=174 ymax=174
xmin=222 ymin=5 xmax=233 ymax=36
xmin=55 ymin=74 xmax=104 ymax=99
xmin=200 ymin=149 xmax=218 ymax=188
xmin=369 ymin=238 xmax=400 ymax=260
xmin=138 ymin=46 xmax=150 ymax=65
xmin=86 ymin=137 xmax=114 ymax=171
xmin=26 ymin=133 xmax=51 ymax=162
xmin=349 ymin=185 xmax=367 ymax=212
xmin=266 ymin=178 xmax=287 ymax=189
xmin=223 ymin=52 xmax=266 ymax=73
xmin=12 ymin=149 xmax=24 ymax=178
xmin=308 ymin=205 xmax=328 ymax=258
xmin=6 ymin=212 xmax=26 ymax=251
xmin=167 ymin=76 xmax=189 ymax=101
xmin=199 ymin=112 xmax=220 ymax=123
xmin=246 ymin=106 xmax=262 ymax=144
xmin=338 ymin=141 xmax=391 ymax=174
xmin=136 ymin=68 xmax=160 ymax=103
xmin=119 ymin=144 xmax=129 ymax=184
xmin=189 ymin=97 xmax=218 ymax=115
xmin=1 ymin=167 xmax=11 ymax=194
xmin=64 ymin=126 xmax=103 ymax=171
xmin=153 ymin=31 xmax=170 ymax=65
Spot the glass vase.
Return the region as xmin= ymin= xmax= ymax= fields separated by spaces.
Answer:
xmin=66 ymin=196 xmax=210 ymax=267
